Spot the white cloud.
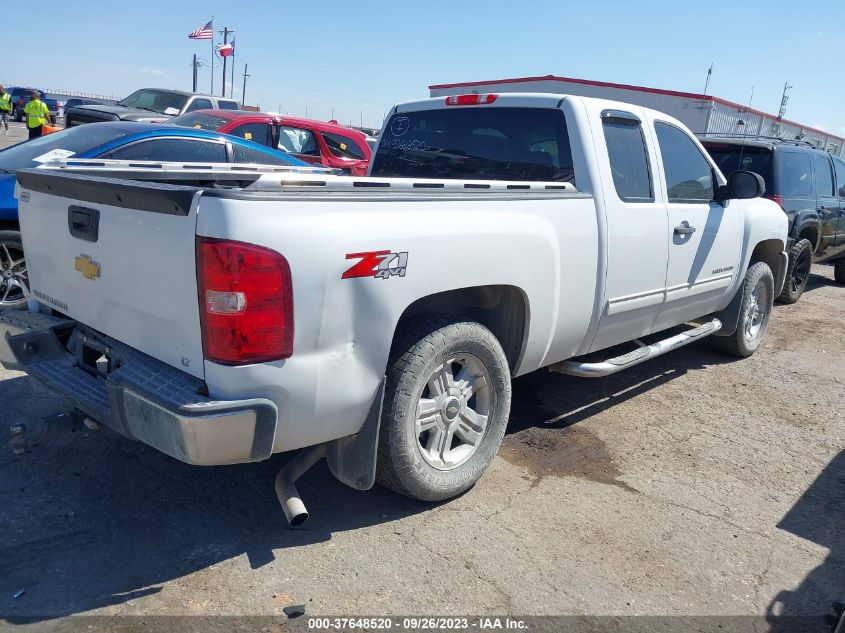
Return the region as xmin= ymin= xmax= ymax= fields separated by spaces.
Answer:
xmin=140 ymin=67 xmax=166 ymax=76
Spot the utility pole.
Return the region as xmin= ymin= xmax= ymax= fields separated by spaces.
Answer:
xmin=360 ymin=111 xmax=363 ymax=129
xmin=230 ymin=39 xmax=236 ymax=99
xmin=192 ymin=54 xmax=198 ymax=92
xmin=241 ymin=63 xmax=250 ymax=106
xmin=220 ymin=27 xmax=232 ymax=96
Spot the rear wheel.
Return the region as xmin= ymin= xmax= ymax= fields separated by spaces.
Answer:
xmin=13 ymin=107 xmax=22 ymax=123
xmin=710 ymin=262 xmax=774 ymax=358
xmin=834 ymin=259 xmax=845 ymax=284
xmin=0 ymin=231 xmax=28 ymax=309
xmin=777 ymin=238 xmax=812 ymax=304
xmin=376 ymin=317 xmax=512 ymax=501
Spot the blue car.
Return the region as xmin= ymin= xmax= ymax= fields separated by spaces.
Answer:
xmin=0 ymin=122 xmax=309 ymax=308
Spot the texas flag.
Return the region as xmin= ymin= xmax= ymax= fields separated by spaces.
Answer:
xmin=217 ymin=41 xmax=234 ymax=57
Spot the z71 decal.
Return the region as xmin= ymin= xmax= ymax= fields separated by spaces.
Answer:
xmin=343 ymin=250 xmax=408 ymax=280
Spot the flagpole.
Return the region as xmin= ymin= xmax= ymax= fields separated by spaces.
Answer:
xmin=209 ymin=16 xmax=214 ymax=95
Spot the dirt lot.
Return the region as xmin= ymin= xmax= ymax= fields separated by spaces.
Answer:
xmin=0 ymin=265 xmax=842 ymax=627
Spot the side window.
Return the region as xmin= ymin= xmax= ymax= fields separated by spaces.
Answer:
xmin=231 ymin=143 xmax=291 ymax=166
xmin=231 ymin=123 xmax=271 ymax=146
xmin=654 ymin=122 xmax=714 ymax=202
xmin=834 ymin=158 xmax=845 ymax=198
xmin=277 ymin=126 xmax=321 ymax=156
xmin=814 ymin=155 xmax=834 ymax=197
xmin=602 ymin=114 xmax=653 ymax=203
xmin=321 ymin=132 xmax=366 ymax=160
xmin=185 ymin=98 xmax=213 ymax=113
xmin=103 ymin=138 xmax=228 ymax=162
xmin=218 ymin=100 xmax=239 ymax=111
xmin=779 ymin=152 xmax=813 ymax=197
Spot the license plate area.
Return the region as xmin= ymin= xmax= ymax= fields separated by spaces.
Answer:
xmin=73 ymin=330 xmax=119 ymax=378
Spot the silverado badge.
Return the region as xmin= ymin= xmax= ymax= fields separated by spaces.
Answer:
xmin=75 ymin=254 xmax=101 ymax=280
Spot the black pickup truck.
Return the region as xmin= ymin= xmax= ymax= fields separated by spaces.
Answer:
xmin=65 ymin=88 xmax=240 ymax=127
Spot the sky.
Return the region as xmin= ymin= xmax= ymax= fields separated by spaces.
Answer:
xmin=4 ymin=0 xmax=843 ymax=133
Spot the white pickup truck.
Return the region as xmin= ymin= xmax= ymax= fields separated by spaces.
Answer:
xmin=1 ymin=93 xmax=787 ymax=525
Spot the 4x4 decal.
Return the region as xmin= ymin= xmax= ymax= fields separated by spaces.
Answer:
xmin=342 ymin=251 xmax=408 ymax=280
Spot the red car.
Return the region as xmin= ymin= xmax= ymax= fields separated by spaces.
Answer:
xmin=167 ymin=110 xmax=372 ymax=175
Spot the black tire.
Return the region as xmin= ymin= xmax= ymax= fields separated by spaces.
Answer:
xmin=777 ymin=238 xmax=812 ymax=304
xmin=834 ymin=259 xmax=845 ymax=285
xmin=376 ymin=316 xmax=512 ymax=501
xmin=0 ymin=230 xmax=28 ymax=310
xmin=13 ymin=107 xmax=22 ymax=123
xmin=710 ymin=262 xmax=774 ymax=358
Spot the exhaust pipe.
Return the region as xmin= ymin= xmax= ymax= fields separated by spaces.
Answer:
xmin=274 ymin=444 xmax=327 ymax=526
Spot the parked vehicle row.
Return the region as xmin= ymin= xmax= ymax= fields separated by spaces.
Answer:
xmin=0 ymin=93 xmax=790 ymax=526
xmin=167 ymin=109 xmax=372 ymax=175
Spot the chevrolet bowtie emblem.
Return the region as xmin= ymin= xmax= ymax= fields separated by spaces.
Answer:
xmin=75 ymin=254 xmax=101 ymax=280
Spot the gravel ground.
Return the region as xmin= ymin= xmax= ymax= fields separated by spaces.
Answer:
xmin=0 ymin=264 xmax=842 ymax=628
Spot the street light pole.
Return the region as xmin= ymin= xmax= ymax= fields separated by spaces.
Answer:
xmin=220 ymin=27 xmax=231 ymax=96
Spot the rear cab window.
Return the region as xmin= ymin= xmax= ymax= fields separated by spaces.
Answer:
xmin=371 ymin=106 xmax=575 ymax=183
xmin=218 ymin=100 xmax=239 ymax=111
xmin=601 ymin=110 xmax=653 ymax=202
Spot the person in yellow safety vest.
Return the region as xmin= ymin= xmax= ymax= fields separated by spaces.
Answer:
xmin=0 ymin=86 xmax=10 ymax=135
xmin=23 ymin=90 xmax=50 ymax=140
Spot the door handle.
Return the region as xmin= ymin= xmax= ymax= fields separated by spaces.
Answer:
xmin=674 ymin=224 xmax=696 ymax=236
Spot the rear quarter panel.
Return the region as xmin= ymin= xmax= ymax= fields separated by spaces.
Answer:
xmin=195 ymin=192 xmax=598 ymax=451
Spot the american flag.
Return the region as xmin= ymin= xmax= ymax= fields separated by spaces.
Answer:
xmin=188 ymin=20 xmax=213 ymax=40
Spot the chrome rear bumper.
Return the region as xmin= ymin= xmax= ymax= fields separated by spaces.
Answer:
xmin=0 ymin=309 xmax=277 ymax=465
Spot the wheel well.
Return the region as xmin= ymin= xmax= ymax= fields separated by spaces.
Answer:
xmin=797 ymin=225 xmax=819 ymax=251
xmin=395 ymin=285 xmax=528 ymax=373
xmin=750 ymin=238 xmax=785 ymax=285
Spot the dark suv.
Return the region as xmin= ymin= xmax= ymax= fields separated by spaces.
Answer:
xmin=702 ymin=137 xmax=845 ymax=303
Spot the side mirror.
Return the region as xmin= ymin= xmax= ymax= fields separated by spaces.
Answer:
xmin=716 ymin=170 xmax=766 ymax=203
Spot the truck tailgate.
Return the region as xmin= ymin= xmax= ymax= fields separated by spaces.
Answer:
xmin=16 ymin=170 xmax=206 ymax=379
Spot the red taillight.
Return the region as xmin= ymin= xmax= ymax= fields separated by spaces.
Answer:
xmin=197 ymin=237 xmax=293 ymax=365
xmin=444 ymin=93 xmax=498 ymax=106
xmin=765 ymin=194 xmax=784 ymax=208
xmin=18 ymin=97 xmax=24 ymax=105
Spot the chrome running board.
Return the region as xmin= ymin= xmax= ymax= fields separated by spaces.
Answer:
xmin=550 ymin=318 xmax=722 ymax=378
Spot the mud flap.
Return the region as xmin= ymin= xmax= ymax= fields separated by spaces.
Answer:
xmin=325 ymin=378 xmax=385 ymax=491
